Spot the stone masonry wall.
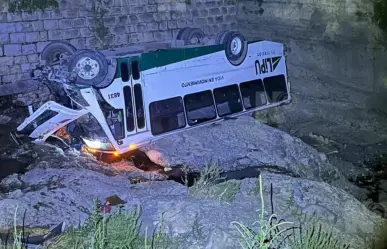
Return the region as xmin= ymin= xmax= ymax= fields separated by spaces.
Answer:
xmin=0 ymin=0 xmax=237 ymax=105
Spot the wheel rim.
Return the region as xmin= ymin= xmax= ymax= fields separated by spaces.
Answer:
xmin=52 ymin=52 xmax=63 ymax=62
xmin=76 ymin=57 xmax=100 ymax=80
xmin=230 ymin=37 xmax=242 ymax=55
xmin=190 ymin=36 xmax=200 ymax=44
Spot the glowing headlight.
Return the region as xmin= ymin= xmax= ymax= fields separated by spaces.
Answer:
xmin=84 ymin=139 xmax=102 ymax=149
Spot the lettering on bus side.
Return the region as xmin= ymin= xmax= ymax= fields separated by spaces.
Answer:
xmin=257 ymin=50 xmax=275 ymax=57
xmin=181 ymin=75 xmax=224 ymax=88
xmin=108 ymin=92 xmax=120 ymax=99
xmin=255 ymin=56 xmax=282 ymax=75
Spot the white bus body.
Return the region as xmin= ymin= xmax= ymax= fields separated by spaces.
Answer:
xmin=16 ymin=33 xmax=291 ymax=155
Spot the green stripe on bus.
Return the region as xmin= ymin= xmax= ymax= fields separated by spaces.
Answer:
xmin=140 ymin=44 xmax=225 ymax=71
xmin=114 ymin=44 xmax=225 ymax=79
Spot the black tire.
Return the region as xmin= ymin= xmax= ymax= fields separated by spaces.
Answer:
xmin=223 ymin=31 xmax=248 ymax=66
xmin=176 ymin=27 xmax=191 ymax=40
xmin=94 ymin=58 xmax=117 ymax=89
xmin=179 ymin=27 xmax=206 ymax=45
xmin=68 ymin=49 xmax=109 ymax=87
xmin=215 ymin=30 xmax=228 ymax=45
xmin=40 ymin=41 xmax=77 ymax=65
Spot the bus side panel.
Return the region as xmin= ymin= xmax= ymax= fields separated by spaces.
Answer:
xmin=139 ymin=40 xmax=290 ymax=142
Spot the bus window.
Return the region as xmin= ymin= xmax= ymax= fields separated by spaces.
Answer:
xmin=240 ymin=79 xmax=267 ymax=109
xmin=213 ymin=84 xmax=243 ymax=117
xmin=149 ymin=97 xmax=186 ymax=136
xmin=184 ymin=90 xmax=216 ymax=126
xmin=134 ymin=84 xmax=145 ymax=129
xmin=263 ymin=75 xmax=288 ymax=103
xmin=132 ymin=60 xmax=140 ymax=80
xmin=123 ymin=86 xmax=135 ymax=132
xmin=120 ymin=62 xmax=129 ymax=82
xmin=22 ymin=110 xmax=58 ymax=135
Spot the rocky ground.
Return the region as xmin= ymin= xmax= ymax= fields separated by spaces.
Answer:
xmin=1 ymin=0 xmax=387 ymax=247
xmin=0 ymin=108 xmax=386 ymax=248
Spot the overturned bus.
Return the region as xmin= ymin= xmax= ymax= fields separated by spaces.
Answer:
xmin=15 ymin=27 xmax=292 ymax=156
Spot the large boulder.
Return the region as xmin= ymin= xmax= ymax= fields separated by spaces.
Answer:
xmin=140 ymin=116 xmax=361 ymax=194
xmin=0 ymin=168 xmax=383 ymax=249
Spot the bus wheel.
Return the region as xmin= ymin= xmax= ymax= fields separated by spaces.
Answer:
xmin=68 ymin=49 xmax=109 ymax=87
xmin=176 ymin=27 xmax=191 ymax=40
xmin=177 ymin=27 xmax=206 ymax=45
xmin=40 ymin=41 xmax=77 ymax=65
xmin=215 ymin=30 xmax=228 ymax=44
xmin=223 ymin=31 xmax=248 ymax=66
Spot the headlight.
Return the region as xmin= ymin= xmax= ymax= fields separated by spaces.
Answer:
xmin=82 ymin=137 xmax=115 ymax=151
xmin=84 ymin=139 xmax=101 ymax=149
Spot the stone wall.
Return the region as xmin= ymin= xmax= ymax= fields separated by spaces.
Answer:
xmin=0 ymin=0 xmax=237 ymax=105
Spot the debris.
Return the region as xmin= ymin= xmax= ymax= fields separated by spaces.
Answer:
xmin=19 ymin=221 xmax=66 ymax=247
xmin=105 ymin=194 xmax=126 ymax=206
xmin=9 ymin=131 xmax=23 ymax=146
xmin=99 ymin=202 xmax=112 ymax=214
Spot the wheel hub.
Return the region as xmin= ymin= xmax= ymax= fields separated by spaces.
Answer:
xmin=190 ymin=36 xmax=200 ymax=45
xmin=76 ymin=57 xmax=100 ymax=80
xmin=231 ymin=37 xmax=242 ymax=55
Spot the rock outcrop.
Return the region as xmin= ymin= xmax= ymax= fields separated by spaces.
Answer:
xmin=141 ymin=116 xmax=365 ymax=197
xmin=0 ymin=168 xmax=383 ymax=249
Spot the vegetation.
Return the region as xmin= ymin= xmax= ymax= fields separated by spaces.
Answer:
xmin=289 ymin=223 xmax=350 ymax=249
xmin=355 ymin=0 xmax=387 ymax=50
xmin=186 ymin=162 xmax=241 ymax=202
xmin=373 ymin=0 xmax=387 ymax=34
xmin=5 ymin=0 xmax=58 ymax=13
xmin=88 ymin=0 xmax=110 ymax=50
xmin=232 ymin=174 xmax=294 ymax=249
xmin=2 ymin=167 xmax=382 ymax=249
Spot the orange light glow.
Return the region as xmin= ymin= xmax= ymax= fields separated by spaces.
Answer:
xmin=113 ymin=151 xmax=119 ymax=157
xmin=88 ymin=148 xmax=97 ymax=153
xmin=129 ymin=144 xmax=136 ymax=150
xmin=55 ymin=127 xmax=70 ymax=140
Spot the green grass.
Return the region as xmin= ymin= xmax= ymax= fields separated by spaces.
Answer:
xmin=187 ymin=162 xmax=241 ymax=202
xmin=47 ymin=203 xmax=181 ymax=249
xmin=1 ymin=168 xmax=365 ymax=249
xmin=288 ymin=223 xmax=350 ymax=249
xmin=231 ymin=174 xmax=294 ymax=249
xmin=0 ymin=206 xmax=25 ymax=249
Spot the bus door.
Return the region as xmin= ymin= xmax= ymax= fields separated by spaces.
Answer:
xmin=122 ymin=57 xmax=147 ymax=137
